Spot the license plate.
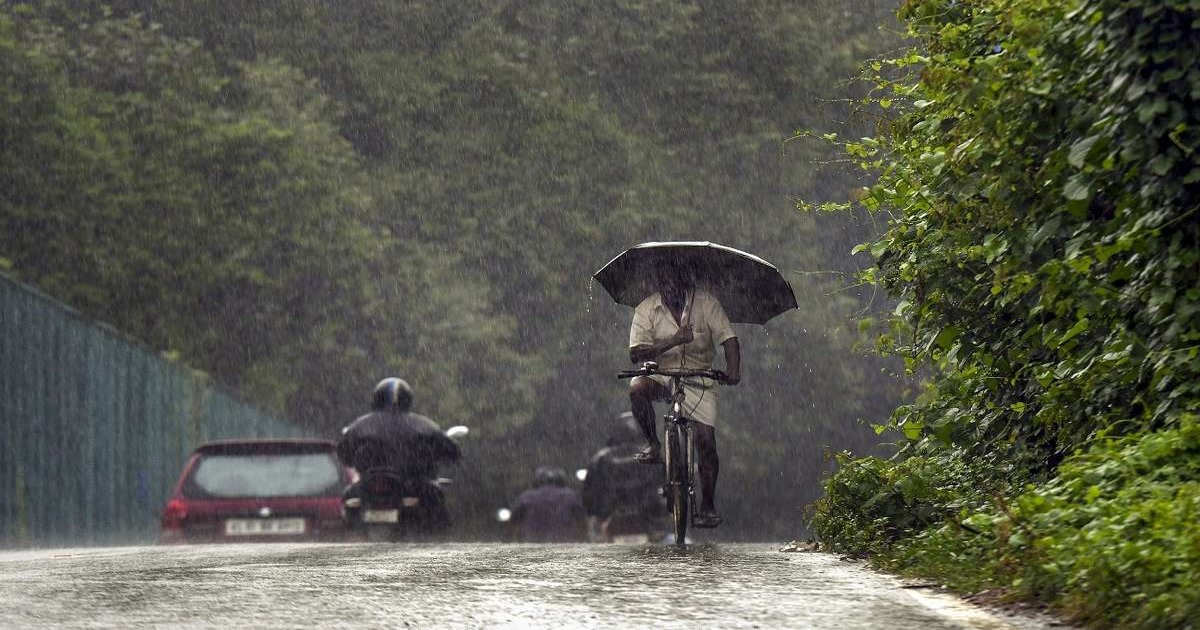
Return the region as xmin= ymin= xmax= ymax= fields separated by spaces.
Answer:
xmin=225 ymin=518 xmax=306 ymax=536
xmin=363 ymin=509 xmax=399 ymax=523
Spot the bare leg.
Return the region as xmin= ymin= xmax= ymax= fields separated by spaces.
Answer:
xmin=629 ymin=377 xmax=667 ymax=456
xmin=694 ymin=423 xmax=719 ymax=514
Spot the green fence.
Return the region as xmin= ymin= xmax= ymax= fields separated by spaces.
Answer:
xmin=0 ymin=273 xmax=305 ymax=548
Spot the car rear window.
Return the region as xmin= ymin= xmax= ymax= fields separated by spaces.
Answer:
xmin=187 ymin=452 xmax=342 ymax=498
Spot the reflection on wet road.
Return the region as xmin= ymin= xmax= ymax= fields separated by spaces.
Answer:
xmin=0 ymin=543 xmax=1049 ymax=629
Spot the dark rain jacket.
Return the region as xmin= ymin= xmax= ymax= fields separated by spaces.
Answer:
xmin=582 ymin=444 xmax=664 ymax=519
xmin=336 ymin=411 xmax=460 ymax=479
xmin=512 ymin=485 xmax=585 ymax=543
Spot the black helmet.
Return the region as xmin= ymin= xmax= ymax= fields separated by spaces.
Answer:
xmin=371 ymin=377 xmax=414 ymax=412
xmin=534 ymin=466 xmax=568 ymax=487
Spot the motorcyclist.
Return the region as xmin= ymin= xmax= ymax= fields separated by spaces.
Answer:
xmin=582 ymin=413 xmax=665 ymax=542
xmin=510 ymin=466 xmax=586 ymax=543
xmin=337 ymin=377 xmax=461 ymax=528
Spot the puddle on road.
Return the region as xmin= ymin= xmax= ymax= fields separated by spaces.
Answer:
xmin=0 ymin=543 xmax=1052 ymax=629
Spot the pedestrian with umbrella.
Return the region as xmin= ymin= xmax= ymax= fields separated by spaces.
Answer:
xmin=593 ymin=241 xmax=797 ymax=529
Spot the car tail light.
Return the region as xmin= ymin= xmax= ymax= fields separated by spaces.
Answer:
xmin=161 ymin=498 xmax=188 ymax=530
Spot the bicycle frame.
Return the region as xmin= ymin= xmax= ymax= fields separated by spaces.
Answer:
xmin=664 ymin=375 xmax=696 ymax=545
xmin=617 ymin=362 xmax=723 ymax=546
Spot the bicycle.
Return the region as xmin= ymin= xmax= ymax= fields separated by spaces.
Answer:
xmin=617 ymin=361 xmax=725 ymax=546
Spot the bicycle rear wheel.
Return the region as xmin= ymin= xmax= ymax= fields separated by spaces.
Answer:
xmin=665 ymin=423 xmax=688 ymax=545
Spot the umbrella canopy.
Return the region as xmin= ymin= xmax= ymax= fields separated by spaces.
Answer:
xmin=593 ymin=241 xmax=798 ymax=324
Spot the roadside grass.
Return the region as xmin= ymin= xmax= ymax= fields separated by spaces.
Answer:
xmin=812 ymin=416 xmax=1200 ymax=629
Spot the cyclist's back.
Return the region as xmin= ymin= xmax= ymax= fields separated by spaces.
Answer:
xmin=513 ymin=467 xmax=585 ymax=542
xmin=586 ymin=444 xmax=662 ymax=517
xmin=583 ymin=413 xmax=665 ymax=541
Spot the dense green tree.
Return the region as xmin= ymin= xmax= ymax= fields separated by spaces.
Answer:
xmin=0 ymin=6 xmax=382 ymax=424
xmin=823 ymin=0 xmax=1199 ymax=467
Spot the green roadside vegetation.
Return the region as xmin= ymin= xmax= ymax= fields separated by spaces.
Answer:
xmin=808 ymin=0 xmax=1199 ymax=627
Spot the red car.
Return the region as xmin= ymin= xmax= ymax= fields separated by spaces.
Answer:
xmin=158 ymin=439 xmax=353 ymax=544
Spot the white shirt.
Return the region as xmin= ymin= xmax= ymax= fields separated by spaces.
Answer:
xmin=628 ymin=288 xmax=736 ymax=371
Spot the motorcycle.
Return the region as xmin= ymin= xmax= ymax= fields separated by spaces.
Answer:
xmin=342 ymin=425 xmax=469 ymax=542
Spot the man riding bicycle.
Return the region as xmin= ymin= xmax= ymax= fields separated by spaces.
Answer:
xmin=627 ymin=264 xmax=740 ymax=528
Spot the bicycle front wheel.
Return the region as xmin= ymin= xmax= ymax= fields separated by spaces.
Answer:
xmin=665 ymin=424 xmax=688 ymax=545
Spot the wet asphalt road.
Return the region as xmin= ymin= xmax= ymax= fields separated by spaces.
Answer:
xmin=0 ymin=543 xmax=1058 ymax=629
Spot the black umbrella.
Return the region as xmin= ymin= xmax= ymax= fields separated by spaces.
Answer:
xmin=593 ymin=241 xmax=798 ymax=324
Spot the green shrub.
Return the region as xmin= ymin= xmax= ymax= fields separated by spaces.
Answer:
xmin=816 ymin=0 xmax=1200 ymax=466
xmin=1011 ymin=417 xmax=1200 ymax=628
xmin=810 ymin=449 xmax=995 ymax=555
xmin=821 ymin=418 xmax=1200 ymax=628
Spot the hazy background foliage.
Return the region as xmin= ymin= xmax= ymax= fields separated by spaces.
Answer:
xmin=0 ymin=0 xmax=903 ymax=539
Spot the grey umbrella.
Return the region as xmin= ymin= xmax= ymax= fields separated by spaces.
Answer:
xmin=592 ymin=241 xmax=798 ymax=324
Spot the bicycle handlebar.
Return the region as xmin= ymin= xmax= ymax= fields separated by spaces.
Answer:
xmin=616 ymin=366 xmax=726 ymax=382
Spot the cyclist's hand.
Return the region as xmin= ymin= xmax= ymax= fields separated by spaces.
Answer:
xmin=672 ymin=325 xmax=694 ymax=345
